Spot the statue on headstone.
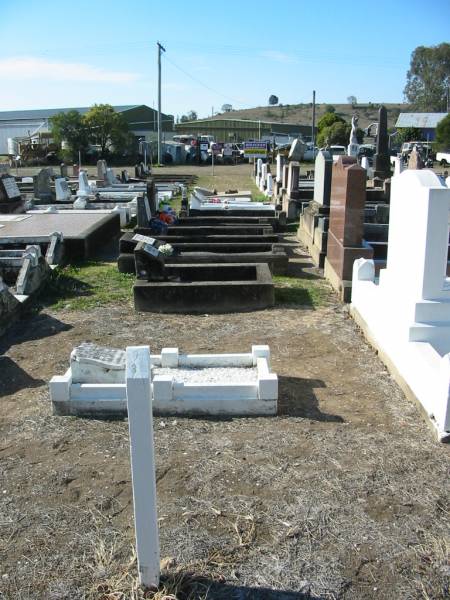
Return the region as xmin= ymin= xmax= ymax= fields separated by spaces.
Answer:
xmin=349 ymin=115 xmax=359 ymax=146
xmin=347 ymin=115 xmax=360 ymax=157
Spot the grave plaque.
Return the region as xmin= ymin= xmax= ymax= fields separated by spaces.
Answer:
xmin=0 ymin=175 xmax=21 ymax=202
xmin=133 ymin=233 xmax=156 ymax=245
xmin=72 ymin=342 xmax=126 ymax=369
xmin=134 ymin=241 xmax=166 ymax=281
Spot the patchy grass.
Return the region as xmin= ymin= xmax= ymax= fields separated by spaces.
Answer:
xmin=39 ymin=262 xmax=134 ymax=310
xmin=274 ymin=274 xmax=331 ymax=308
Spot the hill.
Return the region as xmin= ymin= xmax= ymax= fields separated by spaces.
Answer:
xmin=207 ymin=102 xmax=409 ymax=131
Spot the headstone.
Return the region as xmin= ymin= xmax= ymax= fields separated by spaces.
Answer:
xmin=282 ymin=164 xmax=289 ymax=190
xmin=361 ymin=156 xmax=370 ymax=171
xmin=60 ymin=163 xmax=68 ymax=178
xmin=313 ymin=150 xmax=332 ymax=206
xmin=391 ymin=156 xmax=404 ymax=177
xmin=408 ymin=146 xmax=424 ymax=170
xmin=137 ymin=195 xmax=152 ymax=227
xmin=0 ymin=174 xmax=21 ymax=203
xmin=373 ymin=106 xmax=391 ymax=180
xmin=146 ymin=181 xmax=157 ymax=215
xmin=105 ymin=168 xmax=116 ymax=186
xmin=97 ymin=160 xmax=107 ymax=181
xmin=260 ymin=163 xmax=268 ymax=191
xmin=72 ymin=164 xmax=79 ymax=177
xmin=276 ymin=154 xmax=284 ymax=183
xmin=77 ymin=170 xmax=90 ymax=198
xmin=324 ymin=156 xmax=373 ymax=296
xmin=33 ymin=168 xmax=52 ymax=201
xmin=288 ymin=138 xmax=304 ymax=161
xmin=55 ymin=177 xmax=71 ymax=202
xmin=134 ymin=241 xmax=166 ymax=281
xmin=266 ymin=173 xmax=273 ymax=196
xmin=287 ymin=162 xmax=300 ymax=197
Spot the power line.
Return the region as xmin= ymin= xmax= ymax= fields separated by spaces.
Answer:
xmin=162 ymin=53 xmax=250 ymax=108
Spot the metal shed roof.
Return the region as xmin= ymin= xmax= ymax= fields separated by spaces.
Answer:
xmin=395 ymin=113 xmax=448 ymax=128
xmin=0 ymin=105 xmax=141 ymax=122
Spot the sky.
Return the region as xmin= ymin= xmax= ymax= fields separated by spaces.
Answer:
xmin=0 ymin=0 xmax=449 ymax=119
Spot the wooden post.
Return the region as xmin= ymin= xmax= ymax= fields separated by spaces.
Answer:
xmin=126 ymin=346 xmax=160 ymax=588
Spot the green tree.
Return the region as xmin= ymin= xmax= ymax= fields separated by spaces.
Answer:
xmin=317 ymin=122 xmax=364 ymax=147
xmin=324 ymin=104 xmax=336 ymax=113
xmin=317 ymin=112 xmax=345 ymax=133
xmin=404 ymin=43 xmax=450 ymax=111
xmin=50 ymin=110 xmax=89 ymax=161
xmin=396 ymin=127 xmax=424 ymax=146
xmin=435 ymin=114 xmax=450 ymax=149
xmin=347 ymin=95 xmax=357 ymax=106
xmin=83 ymin=104 xmax=129 ymax=157
xmin=268 ymin=94 xmax=279 ymax=106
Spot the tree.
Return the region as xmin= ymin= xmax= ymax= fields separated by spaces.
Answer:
xmin=396 ymin=127 xmax=424 ymax=146
xmin=50 ymin=110 xmax=89 ymax=161
xmin=268 ymin=95 xmax=279 ymax=106
xmin=404 ymin=43 xmax=450 ymax=111
xmin=435 ymin=114 xmax=450 ymax=149
xmin=179 ymin=110 xmax=197 ymax=123
xmin=317 ymin=112 xmax=345 ymax=132
xmin=83 ymin=104 xmax=129 ymax=156
xmin=347 ymin=95 xmax=357 ymax=106
xmin=317 ymin=120 xmax=364 ymax=147
xmin=324 ymin=104 xmax=336 ymax=113
xmin=221 ymin=104 xmax=233 ymax=112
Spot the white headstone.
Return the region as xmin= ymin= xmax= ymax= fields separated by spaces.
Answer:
xmin=266 ymin=173 xmax=273 ymax=196
xmin=55 ymin=178 xmax=71 ymax=202
xmin=105 ymin=168 xmax=116 ymax=186
xmin=77 ymin=171 xmax=90 ymax=198
xmin=276 ymin=154 xmax=283 ymax=183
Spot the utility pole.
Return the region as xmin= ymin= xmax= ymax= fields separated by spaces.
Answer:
xmin=311 ymin=90 xmax=316 ymax=151
xmin=157 ymin=41 xmax=166 ymax=165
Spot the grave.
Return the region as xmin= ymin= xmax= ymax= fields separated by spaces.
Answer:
xmin=324 ymin=156 xmax=374 ymax=301
xmin=0 ymin=212 xmax=120 ymax=260
xmin=351 ymin=170 xmax=450 ymax=441
xmin=373 ymin=106 xmax=391 ymax=182
xmin=0 ymin=174 xmax=23 ymax=213
xmin=118 ymin=232 xmax=288 ymax=275
xmin=50 ymin=343 xmax=278 ymax=418
xmin=297 ymin=150 xmax=333 ymax=267
xmin=133 ymin=242 xmax=274 ymax=313
xmin=33 ymin=168 xmax=53 ymax=201
xmin=55 ymin=177 xmax=72 ymax=202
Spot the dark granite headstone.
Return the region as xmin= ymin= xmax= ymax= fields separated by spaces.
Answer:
xmin=134 ymin=241 xmax=167 ymax=281
xmin=33 ymin=168 xmax=53 ymax=201
xmin=0 ymin=174 xmax=22 ymax=213
xmin=373 ymin=106 xmax=391 ymax=180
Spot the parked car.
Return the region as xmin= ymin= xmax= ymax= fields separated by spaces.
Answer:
xmin=436 ymin=151 xmax=450 ymax=166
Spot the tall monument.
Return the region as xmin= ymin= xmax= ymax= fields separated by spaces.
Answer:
xmin=373 ymin=106 xmax=391 ymax=180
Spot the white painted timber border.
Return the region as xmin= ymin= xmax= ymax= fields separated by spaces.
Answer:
xmin=50 ymin=345 xmax=278 ymax=417
xmin=126 ymin=346 xmax=160 ymax=588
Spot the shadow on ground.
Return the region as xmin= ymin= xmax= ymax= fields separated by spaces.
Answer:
xmin=0 ymin=356 xmax=45 ymax=396
xmin=278 ymin=375 xmax=344 ymax=422
xmin=160 ymin=576 xmax=319 ymax=599
xmin=0 ymin=312 xmax=72 ymax=355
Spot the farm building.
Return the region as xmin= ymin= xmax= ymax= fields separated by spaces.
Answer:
xmin=174 ymin=118 xmax=313 ymax=143
xmin=395 ymin=112 xmax=448 ymax=141
xmin=0 ymin=105 xmax=174 ymax=156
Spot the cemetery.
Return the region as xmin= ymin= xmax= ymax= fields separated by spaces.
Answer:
xmin=1 ymin=19 xmax=450 ymax=596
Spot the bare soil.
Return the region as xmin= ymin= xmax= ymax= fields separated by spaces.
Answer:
xmin=0 ymin=243 xmax=449 ymax=599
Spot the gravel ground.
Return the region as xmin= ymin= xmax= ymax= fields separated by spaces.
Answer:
xmin=154 ymin=367 xmax=258 ymax=384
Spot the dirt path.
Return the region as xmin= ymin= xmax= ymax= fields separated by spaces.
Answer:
xmin=1 ymin=245 xmax=449 ymax=600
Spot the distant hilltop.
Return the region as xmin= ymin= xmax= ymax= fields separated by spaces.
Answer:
xmin=206 ymin=103 xmax=409 ymax=130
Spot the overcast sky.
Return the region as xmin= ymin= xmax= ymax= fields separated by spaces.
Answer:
xmin=0 ymin=0 xmax=449 ymax=118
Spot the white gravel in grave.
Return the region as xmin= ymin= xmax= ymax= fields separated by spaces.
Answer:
xmin=153 ymin=366 xmax=258 ymax=384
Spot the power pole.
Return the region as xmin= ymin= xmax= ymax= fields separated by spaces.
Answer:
xmin=311 ymin=90 xmax=316 ymax=150
xmin=157 ymin=41 xmax=166 ymax=165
